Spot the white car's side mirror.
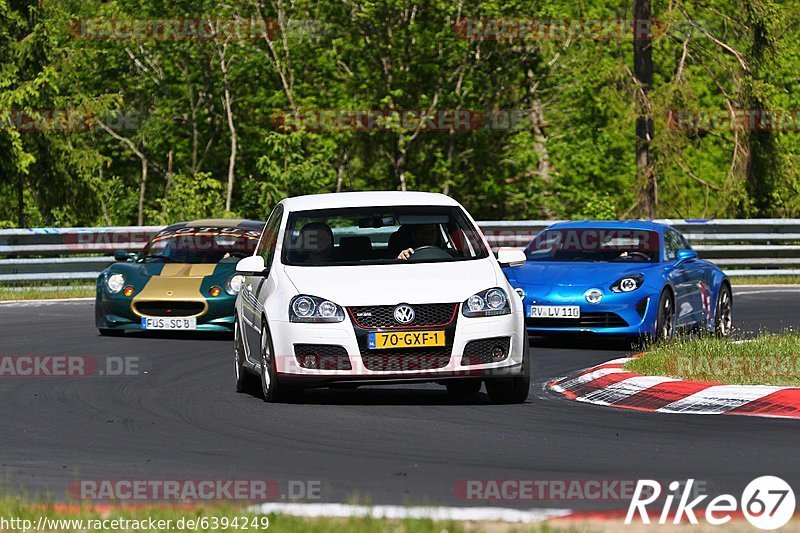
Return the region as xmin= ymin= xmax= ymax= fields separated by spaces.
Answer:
xmin=497 ymin=248 xmax=526 ymax=267
xmin=236 ymin=255 xmax=267 ymax=275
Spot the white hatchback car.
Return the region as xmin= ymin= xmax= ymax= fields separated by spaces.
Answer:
xmin=233 ymin=191 xmax=529 ymax=403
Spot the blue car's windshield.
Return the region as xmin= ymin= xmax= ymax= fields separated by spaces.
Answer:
xmin=525 ymin=228 xmax=660 ymax=263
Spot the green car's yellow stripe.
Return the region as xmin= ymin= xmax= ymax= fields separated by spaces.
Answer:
xmin=131 ymin=264 xmax=217 ymax=318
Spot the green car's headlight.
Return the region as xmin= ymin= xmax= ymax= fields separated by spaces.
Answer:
xmin=106 ymin=273 xmax=125 ymax=294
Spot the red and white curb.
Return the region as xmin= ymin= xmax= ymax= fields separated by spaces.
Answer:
xmin=250 ymin=503 xmax=571 ymax=523
xmin=248 ymin=503 xmax=762 ymax=524
xmin=548 ymin=357 xmax=800 ymax=419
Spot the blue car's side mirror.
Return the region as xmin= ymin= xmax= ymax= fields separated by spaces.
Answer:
xmin=676 ymin=249 xmax=698 ymax=263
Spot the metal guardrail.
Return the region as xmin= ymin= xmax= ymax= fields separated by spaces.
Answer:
xmin=2 ymin=220 xmax=800 ymax=282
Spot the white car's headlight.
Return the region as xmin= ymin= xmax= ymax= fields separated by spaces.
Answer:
xmin=462 ymin=288 xmax=511 ymax=317
xmin=611 ymin=274 xmax=644 ymax=293
xmin=289 ymin=295 xmax=345 ymax=323
xmin=106 ymin=273 xmax=125 ymax=294
xmin=226 ymin=274 xmax=245 ymax=295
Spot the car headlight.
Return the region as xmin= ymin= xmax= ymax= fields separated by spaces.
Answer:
xmin=289 ymin=295 xmax=345 ymax=323
xmin=106 ymin=273 xmax=125 ymax=294
xmin=226 ymin=274 xmax=245 ymax=295
xmin=461 ymin=288 xmax=511 ymax=317
xmin=611 ymin=274 xmax=644 ymax=293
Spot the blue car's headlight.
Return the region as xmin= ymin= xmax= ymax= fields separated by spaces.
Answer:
xmin=462 ymin=288 xmax=511 ymax=317
xmin=611 ymin=274 xmax=644 ymax=293
xmin=289 ymin=295 xmax=345 ymax=323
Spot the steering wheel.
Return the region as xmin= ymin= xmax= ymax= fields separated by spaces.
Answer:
xmin=618 ymin=251 xmax=650 ymax=261
xmin=408 ymin=246 xmax=451 ymax=261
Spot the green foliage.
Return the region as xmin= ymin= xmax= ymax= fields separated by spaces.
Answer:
xmin=0 ymin=0 xmax=798 ymax=227
xmin=152 ymin=173 xmax=229 ymax=224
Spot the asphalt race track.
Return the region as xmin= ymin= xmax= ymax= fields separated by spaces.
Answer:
xmin=1 ymin=286 xmax=798 ymax=510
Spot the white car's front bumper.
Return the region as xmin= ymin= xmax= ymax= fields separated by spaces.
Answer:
xmin=268 ymin=309 xmax=525 ymax=384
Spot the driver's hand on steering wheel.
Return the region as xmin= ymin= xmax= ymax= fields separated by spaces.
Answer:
xmin=397 ymin=247 xmax=415 ymax=260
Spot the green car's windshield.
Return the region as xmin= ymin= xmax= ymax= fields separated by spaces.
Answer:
xmin=140 ymin=226 xmax=261 ymax=264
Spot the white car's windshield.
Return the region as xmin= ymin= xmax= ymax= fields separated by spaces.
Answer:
xmin=282 ymin=206 xmax=489 ymax=266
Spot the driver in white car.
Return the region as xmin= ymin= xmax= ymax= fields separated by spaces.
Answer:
xmin=297 ymin=222 xmax=334 ymax=264
xmin=396 ymin=224 xmax=440 ymax=260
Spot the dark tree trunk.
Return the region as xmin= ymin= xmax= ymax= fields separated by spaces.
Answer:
xmin=17 ymin=173 xmax=25 ymax=228
xmin=634 ymin=0 xmax=656 ymax=217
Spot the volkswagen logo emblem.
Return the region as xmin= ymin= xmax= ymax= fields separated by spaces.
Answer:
xmin=393 ymin=304 xmax=415 ymax=325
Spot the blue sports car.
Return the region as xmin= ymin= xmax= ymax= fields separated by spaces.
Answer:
xmin=503 ymin=221 xmax=732 ymax=340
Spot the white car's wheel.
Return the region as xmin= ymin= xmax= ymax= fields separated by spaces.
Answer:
xmin=485 ymin=331 xmax=530 ymax=404
xmin=234 ymin=316 xmax=253 ymax=393
xmin=259 ymin=320 xmax=300 ymax=403
xmin=259 ymin=322 xmax=278 ymax=401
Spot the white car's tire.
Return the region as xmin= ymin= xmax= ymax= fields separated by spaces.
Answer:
xmin=485 ymin=331 xmax=530 ymax=404
xmin=259 ymin=320 xmax=301 ymax=403
xmin=234 ymin=317 xmax=256 ymax=394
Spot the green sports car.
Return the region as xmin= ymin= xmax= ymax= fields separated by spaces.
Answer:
xmin=95 ymin=219 xmax=265 ymax=335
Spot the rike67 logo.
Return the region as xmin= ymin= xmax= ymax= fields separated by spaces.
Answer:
xmin=626 ymin=476 xmax=795 ymax=530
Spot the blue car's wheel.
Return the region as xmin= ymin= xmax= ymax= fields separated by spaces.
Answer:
xmin=714 ymin=284 xmax=733 ymax=337
xmin=656 ymin=290 xmax=675 ymax=342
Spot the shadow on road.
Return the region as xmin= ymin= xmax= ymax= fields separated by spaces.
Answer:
xmin=236 ymin=380 xmax=536 ymax=406
xmin=107 ymin=331 xmax=233 ymax=342
xmin=530 ymin=335 xmax=641 ymax=353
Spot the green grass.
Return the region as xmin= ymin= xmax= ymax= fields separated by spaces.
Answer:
xmin=729 ymin=275 xmax=800 ymax=285
xmin=625 ymin=332 xmax=800 ymax=386
xmin=0 ymin=284 xmax=94 ymax=301
xmin=0 ymin=499 xmax=568 ymax=533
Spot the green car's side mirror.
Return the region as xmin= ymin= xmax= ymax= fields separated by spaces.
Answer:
xmin=113 ymin=250 xmax=134 ymax=262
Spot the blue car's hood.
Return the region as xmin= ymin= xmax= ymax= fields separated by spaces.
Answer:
xmin=506 ymin=261 xmax=663 ymax=288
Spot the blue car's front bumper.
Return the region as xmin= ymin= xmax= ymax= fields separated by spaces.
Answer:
xmin=515 ymin=286 xmax=659 ymax=337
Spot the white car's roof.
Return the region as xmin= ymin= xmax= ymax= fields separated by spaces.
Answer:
xmin=280 ymin=191 xmax=460 ymax=212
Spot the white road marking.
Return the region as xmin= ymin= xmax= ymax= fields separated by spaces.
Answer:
xmin=551 ymin=367 xmax=628 ymax=392
xmin=0 ymin=297 xmax=93 ymax=306
xmin=250 ymin=503 xmax=572 ymax=523
xmin=734 ymin=288 xmax=800 ymax=296
xmin=657 ymin=385 xmax=783 ymax=414
xmin=580 ymin=375 xmax=679 ymax=405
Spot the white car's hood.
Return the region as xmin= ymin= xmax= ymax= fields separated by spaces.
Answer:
xmin=282 ymin=259 xmax=499 ymax=306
